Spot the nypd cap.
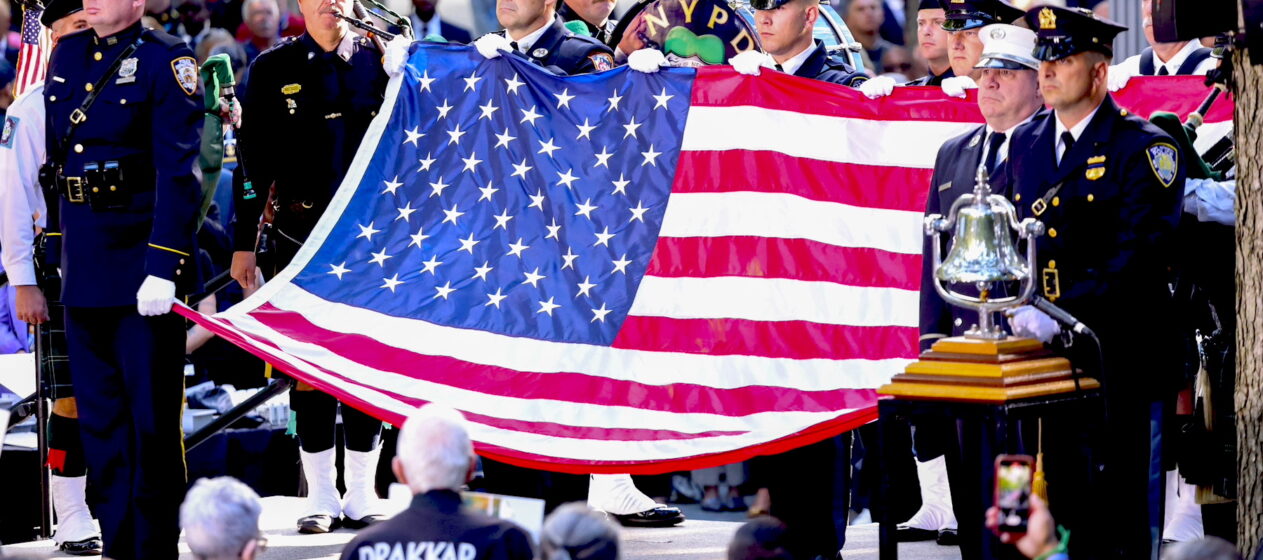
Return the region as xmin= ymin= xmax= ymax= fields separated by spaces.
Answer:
xmin=942 ymin=0 xmax=1024 ymax=31
xmin=1023 ymin=5 xmax=1127 ymax=61
xmin=40 ymin=0 xmax=83 ymax=27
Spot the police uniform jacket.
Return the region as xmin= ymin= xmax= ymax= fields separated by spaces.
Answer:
xmin=1007 ymin=95 xmax=1185 ymax=397
xmin=556 ymin=1 xmax=618 ymax=45
xmin=794 ymin=40 xmax=868 ymax=87
xmin=497 ymin=16 xmax=615 ymax=76
xmin=235 ymin=31 xmax=388 ymax=251
xmin=919 ymin=123 xmax=1014 ymax=350
xmin=339 ymin=490 xmax=534 ymax=560
xmin=44 ymin=22 xmax=203 ymax=307
xmin=907 ymin=66 xmax=954 ymax=86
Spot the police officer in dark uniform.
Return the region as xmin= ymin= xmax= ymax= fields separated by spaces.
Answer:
xmin=1004 ymin=7 xmax=1185 ymax=558
xmin=42 ymin=0 xmax=203 ymax=553
xmin=475 ymin=0 xmax=615 ymax=74
xmin=555 ymin=0 xmax=617 ymax=45
xmin=730 ymin=0 xmax=867 ymax=87
xmin=232 ymin=0 xmax=389 ymax=535
xmin=906 ymin=0 xmax=953 ymax=86
xmin=917 ymin=23 xmax=1046 ymax=556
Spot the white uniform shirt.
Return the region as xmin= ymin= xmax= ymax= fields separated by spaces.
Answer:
xmin=0 ymin=85 xmax=50 ymax=287
xmin=777 ymin=42 xmax=817 ymax=77
xmin=1113 ymin=40 xmax=1217 ymax=77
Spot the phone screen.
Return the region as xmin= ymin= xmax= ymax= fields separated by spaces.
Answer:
xmin=996 ymin=458 xmax=1032 ymax=533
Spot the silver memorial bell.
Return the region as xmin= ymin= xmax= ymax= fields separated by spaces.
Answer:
xmin=925 ymin=165 xmax=1045 ymax=339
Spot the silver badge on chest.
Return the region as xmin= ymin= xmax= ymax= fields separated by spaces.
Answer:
xmin=116 ymin=57 xmax=139 ymax=84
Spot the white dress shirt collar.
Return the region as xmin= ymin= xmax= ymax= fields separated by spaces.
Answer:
xmin=778 ymin=42 xmax=817 ymax=76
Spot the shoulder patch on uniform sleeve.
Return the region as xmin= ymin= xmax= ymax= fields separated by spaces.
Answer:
xmin=848 ymin=75 xmax=868 ymax=88
xmin=589 ymin=52 xmax=615 ymax=72
xmin=0 ymin=116 xmax=18 ymax=149
xmin=1146 ymin=142 xmax=1178 ymax=188
xmin=171 ymin=56 xmax=198 ymax=96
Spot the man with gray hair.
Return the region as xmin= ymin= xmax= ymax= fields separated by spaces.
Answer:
xmin=339 ymin=405 xmax=534 ymax=560
xmin=180 ymin=477 xmax=266 ymax=560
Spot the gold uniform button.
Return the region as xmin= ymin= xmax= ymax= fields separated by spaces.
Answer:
xmin=1048 ymin=228 xmax=1058 ymax=238
xmin=1087 ymin=194 xmax=1095 ymax=202
xmin=84 ymin=83 xmax=93 ymax=92
xmin=1014 ymin=193 xmax=1022 ymax=202
xmin=49 ymin=95 xmax=56 ymax=102
xmin=119 ymin=99 xmax=127 ymax=105
xmin=1052 ymin=196 xmax=1060 ymax=207
xmin=1120 ymin=109 xmax=1129 ymax=116
xmin=92 ymin=187 xmax=100 ymax=193
xmin=73 ymin=144 xmax=83 ymax=153
xmin=94 ymin=52 xmax=102 ymax=61
xmin=109 ymin=185 xmax=117 ymax=191
xmin=1048 ymin=260 xmax=1057 ymax=268
xmin=179 ymin=258 xmax=186 ymax=265
xmin=175 ymin=269 xmax=182 ymax=276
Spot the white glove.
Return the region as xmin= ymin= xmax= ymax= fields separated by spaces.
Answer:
xmin=858 ymin=75 xmax=897 ymax=99
xmin=384 ymin=35 xmax=412 ymax=77
xmin=474 ymin=33 xmax=513 ymax=59
xmin=627 ymin=48 xmax=667 ymax=73
xmin=940 ymin=75 xmax=977 ymax=99
xmin=1107 ymin=64 xmax=1134 ymax=92
xmin=729 ymin=50 xmax=774 ymax=76
xmin=1008 ymin=305 xmax=1059 ymax=343
xmin=136 ymin=275 xmax=177 ymax=316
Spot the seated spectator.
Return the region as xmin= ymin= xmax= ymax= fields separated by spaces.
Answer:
xmin=339 ymin=405 xmax=534 ymax=560
xmin=180 ymin=477 xmax=266 ymax=560
xmin=728 ymin=517 xmax=794 ymax=560
xmin=239 ymin=0 xmax=283 ymax=64
xmin=235 ymin=0 xmax=303 ymax=52
xmin=540 ymin=503 xmax=620 ymax=560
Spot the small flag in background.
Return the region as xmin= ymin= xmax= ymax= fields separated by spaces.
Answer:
xmin=14 ymin=1 xmax=52 ymax=99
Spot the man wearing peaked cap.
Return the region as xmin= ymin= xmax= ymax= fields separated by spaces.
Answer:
xmin=914 ymin=23 xmax=1045 ymax=557
xmin=858 ymin=0 xmax=1022 ymax=97
xmin=725 ymin=0 xmax=868 ymax=87
xmin=1003 ymin=5 xmax=1185 ymax=558
xmin=906 ymin=0 xmax=954 ymax=86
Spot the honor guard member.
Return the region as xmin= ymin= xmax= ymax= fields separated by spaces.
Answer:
xmin=232 ymin=0 xmax=390 ymax=535
xmin=0 ymin=0 xmax=100 ymax=554
xmin=915 ymin=23 xmax=1046 ymax=556
xmin=556 ymin=0 xmax=617 ymax=45
xmin=473 ymin=0 xmax=615 ymax=75
xmin=727 ymin=0 xmax=868 ymax=86
xmin=41 ymin=0 xmax=204 ymax=554
xmin=860 ymin=0 xmax=1020 ymax=96
xmin=1106 ymin=0 xmax=1216 ymax=90
xmin=907 ymin=0 xmax=953 ymax=86
xmin=1004 ymin=7 xmax=1185 ymax=558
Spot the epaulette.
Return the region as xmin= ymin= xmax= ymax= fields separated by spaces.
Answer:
xmin=140 ymin=26 xmax=190 ymax=49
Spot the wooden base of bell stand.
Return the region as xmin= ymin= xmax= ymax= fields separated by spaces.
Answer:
xmin=878 ymin=336 xmax=1099 ymax=403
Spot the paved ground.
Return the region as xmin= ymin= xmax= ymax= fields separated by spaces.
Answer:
xmin=3 ymin=497 xmax=962 ymax=560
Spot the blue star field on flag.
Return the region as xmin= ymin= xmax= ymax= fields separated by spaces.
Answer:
xmin=293 ymin=45 xmax=695 ymax=345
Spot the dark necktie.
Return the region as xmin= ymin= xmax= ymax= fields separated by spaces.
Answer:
xmin=510 ymin=41 xmax=519 ymax=52
xmin=1158 ymin=65 xmax=1170 ymax=76
xmin=982 ymin=131 xmax=1007 ymax=174
xmin=775 ymin=63 xmax=784 ymax=72
xmin=1059 ymin=131 xmax=1076 ymax=164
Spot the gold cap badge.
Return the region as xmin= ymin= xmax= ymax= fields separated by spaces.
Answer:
xmin=1039 ymin=7 xmax=1056 ymax=30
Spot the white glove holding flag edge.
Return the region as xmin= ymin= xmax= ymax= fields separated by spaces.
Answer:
xmin=1107 ymin=64 xmax=1134 ymax=92
xmin=940 ymin=75 xmax=977 ymax=99
xmin=729 ymin=50 xmax=774 ymax=76
xmin=1007 ymin=305 xmax=1059 ymax=343
xmin=859 ymin=75 xmax=897 ymax=98
xmin=628 ymin=48 xmax=667 ymax=73
xmin=384 ymin=35 xmax=412 ymax=77
xmin=136 ymin=275 xmax=177 ymax=316
xmin=474 ymin=33 xmax=513 ymax=59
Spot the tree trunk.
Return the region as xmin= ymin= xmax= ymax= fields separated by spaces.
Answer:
xmin=1235 ymin=46 xmax=1263 ymax=555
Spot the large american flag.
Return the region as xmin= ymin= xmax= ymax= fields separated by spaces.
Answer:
xmin=14 ymin=1 xmax=52 ymax=99
xmin=179 ymin=43 xmax=1231 ymax=473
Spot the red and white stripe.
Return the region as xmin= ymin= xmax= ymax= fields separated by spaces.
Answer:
xmin=14 ymin=5 xmax=51 ymax=100
xmin=179 ymin=70 xmax=1229 ymax=473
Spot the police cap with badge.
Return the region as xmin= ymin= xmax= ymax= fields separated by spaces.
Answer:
xmin=40 ymin=0 xmax=83 ymax=27
xmin=749 ymin=0 xmax=793 ymax=11
xmin=975 ymin=23 xmax=1039 ymax=70
xmin=1023 ymin=5 xmax=1127 ymax=61
xmin=942 ymin=0 xmax=1024 ymax=31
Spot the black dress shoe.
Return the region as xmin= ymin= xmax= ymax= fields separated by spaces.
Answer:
xmin=611 ymin=505 xmax=685 ymax=527
xmin=895 ymin=525 xmax=938 ymax=542
xmin=342 ymin=513 xmax=389 ymax=529
xmin=298 ymin=514 xmax=342 ymax=534
xmin=936 ymin=528 xmax=959 ymax=546
xmin=59 ymin=537 xmax=104 ymax=556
